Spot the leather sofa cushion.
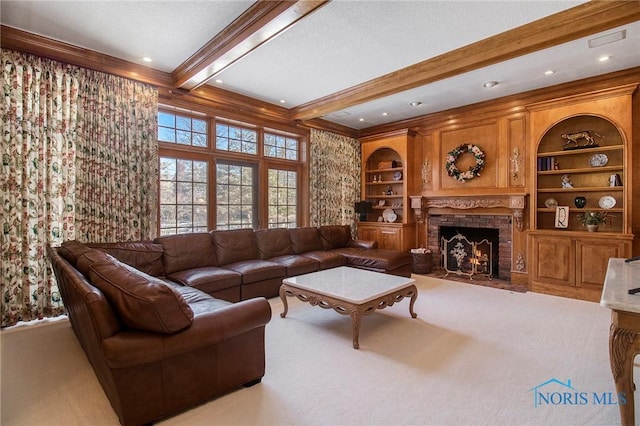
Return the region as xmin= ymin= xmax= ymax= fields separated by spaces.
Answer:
xmin=164 ymin=281 xmax=233 ymax=316
xmin=156 ymin=233 xmax=217 ymax=275
xmin=88 ymin=257 xmax=194 ymax=334
xmin=59 ymin=240 xmax=94 ymax=266
xmin=254 ymin=228 xmax=293 ymax=259
xmin=211 ymin=229 xmax=259 ymax=265
xmin=301 ymin=251 xmax=347 ymax=269
xmin=167 ymin=266 xmax=241 ymax=295
xmin=222 ymin=260 xmax=286 ymax=284
xmin=267 ymin=254 xmax=319 ymax=276
xmin=76 ymin=248 xmax=113 ymax=276
xmin=88 ymin=241 xmax=165 ymax=277
xmin=318 ymin=225 xmax=352 ymax=250
xmin=334 ymin=247 xmax=411 ymax=270
xmin=289 ymin=227 xmax=324 ymax=254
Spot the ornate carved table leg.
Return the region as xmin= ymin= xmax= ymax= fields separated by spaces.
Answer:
xmin=408 ymin=285 xmax=418 ymax=318
xmin=609 ymin=310 xmax=640 ymax=426
xmin=350 ymin=306 xmax=364 ymax=349
xmin=279 ymin=284 xmax=289 ymax=318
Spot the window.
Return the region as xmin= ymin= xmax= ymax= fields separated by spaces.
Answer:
xmin=216 ymin=162 xmax=257 ymax=230
xmin=158 ymin=111 xmax=207 ymax=147
xmin=216 ymin=122 xmax=257 ymax=154
xmin=159 ymin=157 xmax=209 ymax=235
xmin=268 ymin=168 xmax=298 ymax=228
xmin=264 ymin=132 xmax=298 ymax=160
xmin=158 ymin=108 xmax=303 ymax=234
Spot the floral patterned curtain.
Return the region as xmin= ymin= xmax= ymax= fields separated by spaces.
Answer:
xmin=0 ymin=50 xmax=159 ymax=327
xmin=75 ymin=71 xmax=158 ymax=242
xmin=309 ymin=129 xmax=361 ymax=227
xmin=1 ymin=50 xmax=78 ymax=326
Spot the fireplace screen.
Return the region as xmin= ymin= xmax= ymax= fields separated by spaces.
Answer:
xmin=441 ymin=233 xmax=492 ymax=279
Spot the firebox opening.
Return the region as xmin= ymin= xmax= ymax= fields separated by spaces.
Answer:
xmin=440 ymin=226 xmax=499 ymax=279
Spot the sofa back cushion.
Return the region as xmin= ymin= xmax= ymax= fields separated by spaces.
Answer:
xmin=318 ymin=225 xmax=352 ymax=250
xmin=76 ymin=249 xmax=113 ymax=277
xmin=155 ymin=233 xmax=217 ymax=275
xmin=254 ymin=228 xmax=293 ymax=259
xmin=88 ymin=241 xmax=165 ymax=277
xmin=59 ymin=240 xmax=94 ymax=266
xmin=211 ymin=229 xmax=259 ymax=265
xmin=289 ymin=227 xmax=324 ymax=254
xmin=49 ymin=246 xmax=122 ymax=340
xmin=88 ymin=256 xmax=194 ymax=334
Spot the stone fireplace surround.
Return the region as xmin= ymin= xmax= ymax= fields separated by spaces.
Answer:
xmin=410 ymin=195 xmax=526 ymax=282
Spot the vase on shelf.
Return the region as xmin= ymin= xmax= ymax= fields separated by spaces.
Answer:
xmin=586 ymin=224 xmax=599 ymax=232
xmin=574 ymin=196 xmax=587 ymax=208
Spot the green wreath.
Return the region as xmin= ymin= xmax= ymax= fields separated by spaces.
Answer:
xmin=445 ymin=144 xmax=486 ymax=182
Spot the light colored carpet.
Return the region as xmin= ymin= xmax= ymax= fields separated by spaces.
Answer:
xmin=2 ymin=275 xmax=638 ymax=426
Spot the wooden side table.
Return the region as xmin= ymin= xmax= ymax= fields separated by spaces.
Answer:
xmin=601 ymin=258 xmax=640 ymax=426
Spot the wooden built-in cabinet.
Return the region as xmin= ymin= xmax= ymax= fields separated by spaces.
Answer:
xmin=358 ymin=130 xmax=416 ymax=252
xmin=528 ymin=85 xmax=636 ymax=301
xmin=357 ymin=222 xmax=415 ymax=252
xmin=530 ymin=230 xmax=631 ymax=301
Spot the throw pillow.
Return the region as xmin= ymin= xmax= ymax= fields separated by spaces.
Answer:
xmin=88 ymin=258 xmax=194 ymax=334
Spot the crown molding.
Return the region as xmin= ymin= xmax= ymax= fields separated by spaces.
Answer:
xmin=0 ymin=25 xmax=174 ymax=88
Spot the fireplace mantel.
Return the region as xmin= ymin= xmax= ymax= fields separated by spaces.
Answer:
xmin=410 ymin=194 xmax=526 ymax=231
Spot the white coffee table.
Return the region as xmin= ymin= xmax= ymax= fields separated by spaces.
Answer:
xmin=280 ymin=266 xmax=417 ymax=349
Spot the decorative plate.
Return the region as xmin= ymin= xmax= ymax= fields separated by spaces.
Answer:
xmin=544 ymin=198 xmax=558 ymax=208
xmin=382 ymin=208 xmax=397 ymax=223
xmin=598 ymin=196 xmax=616 ymax=209
xmin=393 ymin=171 xmax=403 ymax=181
xmin=589 ymin=153 xmax=608 ymax=167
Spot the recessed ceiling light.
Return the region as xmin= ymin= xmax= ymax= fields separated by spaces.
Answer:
xmin=409 ymin=101 xmax=422 ymax=107
xmin=215 ymin=79 xmax=223 ymax=84
xmin=598 ymin=55 xmax=611 ymax=62
xmin=382 ymin=112 xmax=389 ymax=116
xmin=483 ymin=81 xmax=499 ymax=88
xmin=544 ymin=70 xmax=555 ymax=76
xmin=142 ymin=57 xmax=152 ymax=63
xmin=279 ymin=99 xmax=286 ymax=104
xmin=359 ymin=118 xmax=365 ymax=122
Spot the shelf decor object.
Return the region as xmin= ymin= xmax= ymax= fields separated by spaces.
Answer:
xmin=445 ymin=143 xmax=486 ymax=182
xmin=598 ymin=195 xmax=616 ymax=209
xmin=574 ymin=196 xmax=587 ymax=208
xmin=577 ymin=209 xmax=608 ymax=232
xmin=589 ymin=153 xmax=608 ymax=167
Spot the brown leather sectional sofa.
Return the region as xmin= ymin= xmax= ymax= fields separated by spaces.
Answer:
xmin=154 ymin=225 xmax=411 ymax=302
xmin=47 ymin=224 xmax=410 ymax=425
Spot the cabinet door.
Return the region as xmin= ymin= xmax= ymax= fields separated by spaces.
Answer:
xmin=531 ymin=235 xmax=574 ymax=287
xmin=357 ymin=226 xmax=379 ymax=244
xmin=576 ymin=239 xmax=629 ymax=288
xmin=379 ymin=227 xmax=401 ymax=251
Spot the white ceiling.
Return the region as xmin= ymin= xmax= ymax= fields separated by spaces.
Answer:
xmin=2 ymin=1 xmax=639 ymax=130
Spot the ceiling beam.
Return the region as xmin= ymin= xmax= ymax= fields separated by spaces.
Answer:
xmin=291 ymin=1 xmax=640 ymax=121
xmin=173 ymin=0 xmax=329 ymax=90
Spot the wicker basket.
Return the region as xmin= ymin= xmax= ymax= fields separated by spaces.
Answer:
xmin=411 ymin=252 xmax=433 ymax=274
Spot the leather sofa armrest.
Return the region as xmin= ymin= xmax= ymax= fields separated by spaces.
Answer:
xmin=102 ymin=297 xmax=272 ymax=368
xmin=348 ymin=239 xmax=378 ymax=249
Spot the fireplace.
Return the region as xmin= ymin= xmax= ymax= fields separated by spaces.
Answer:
xmin=440 ymin=226 xmax=499 ymax=279
xmin=410 ymin=195 xmax=526 ymax=282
